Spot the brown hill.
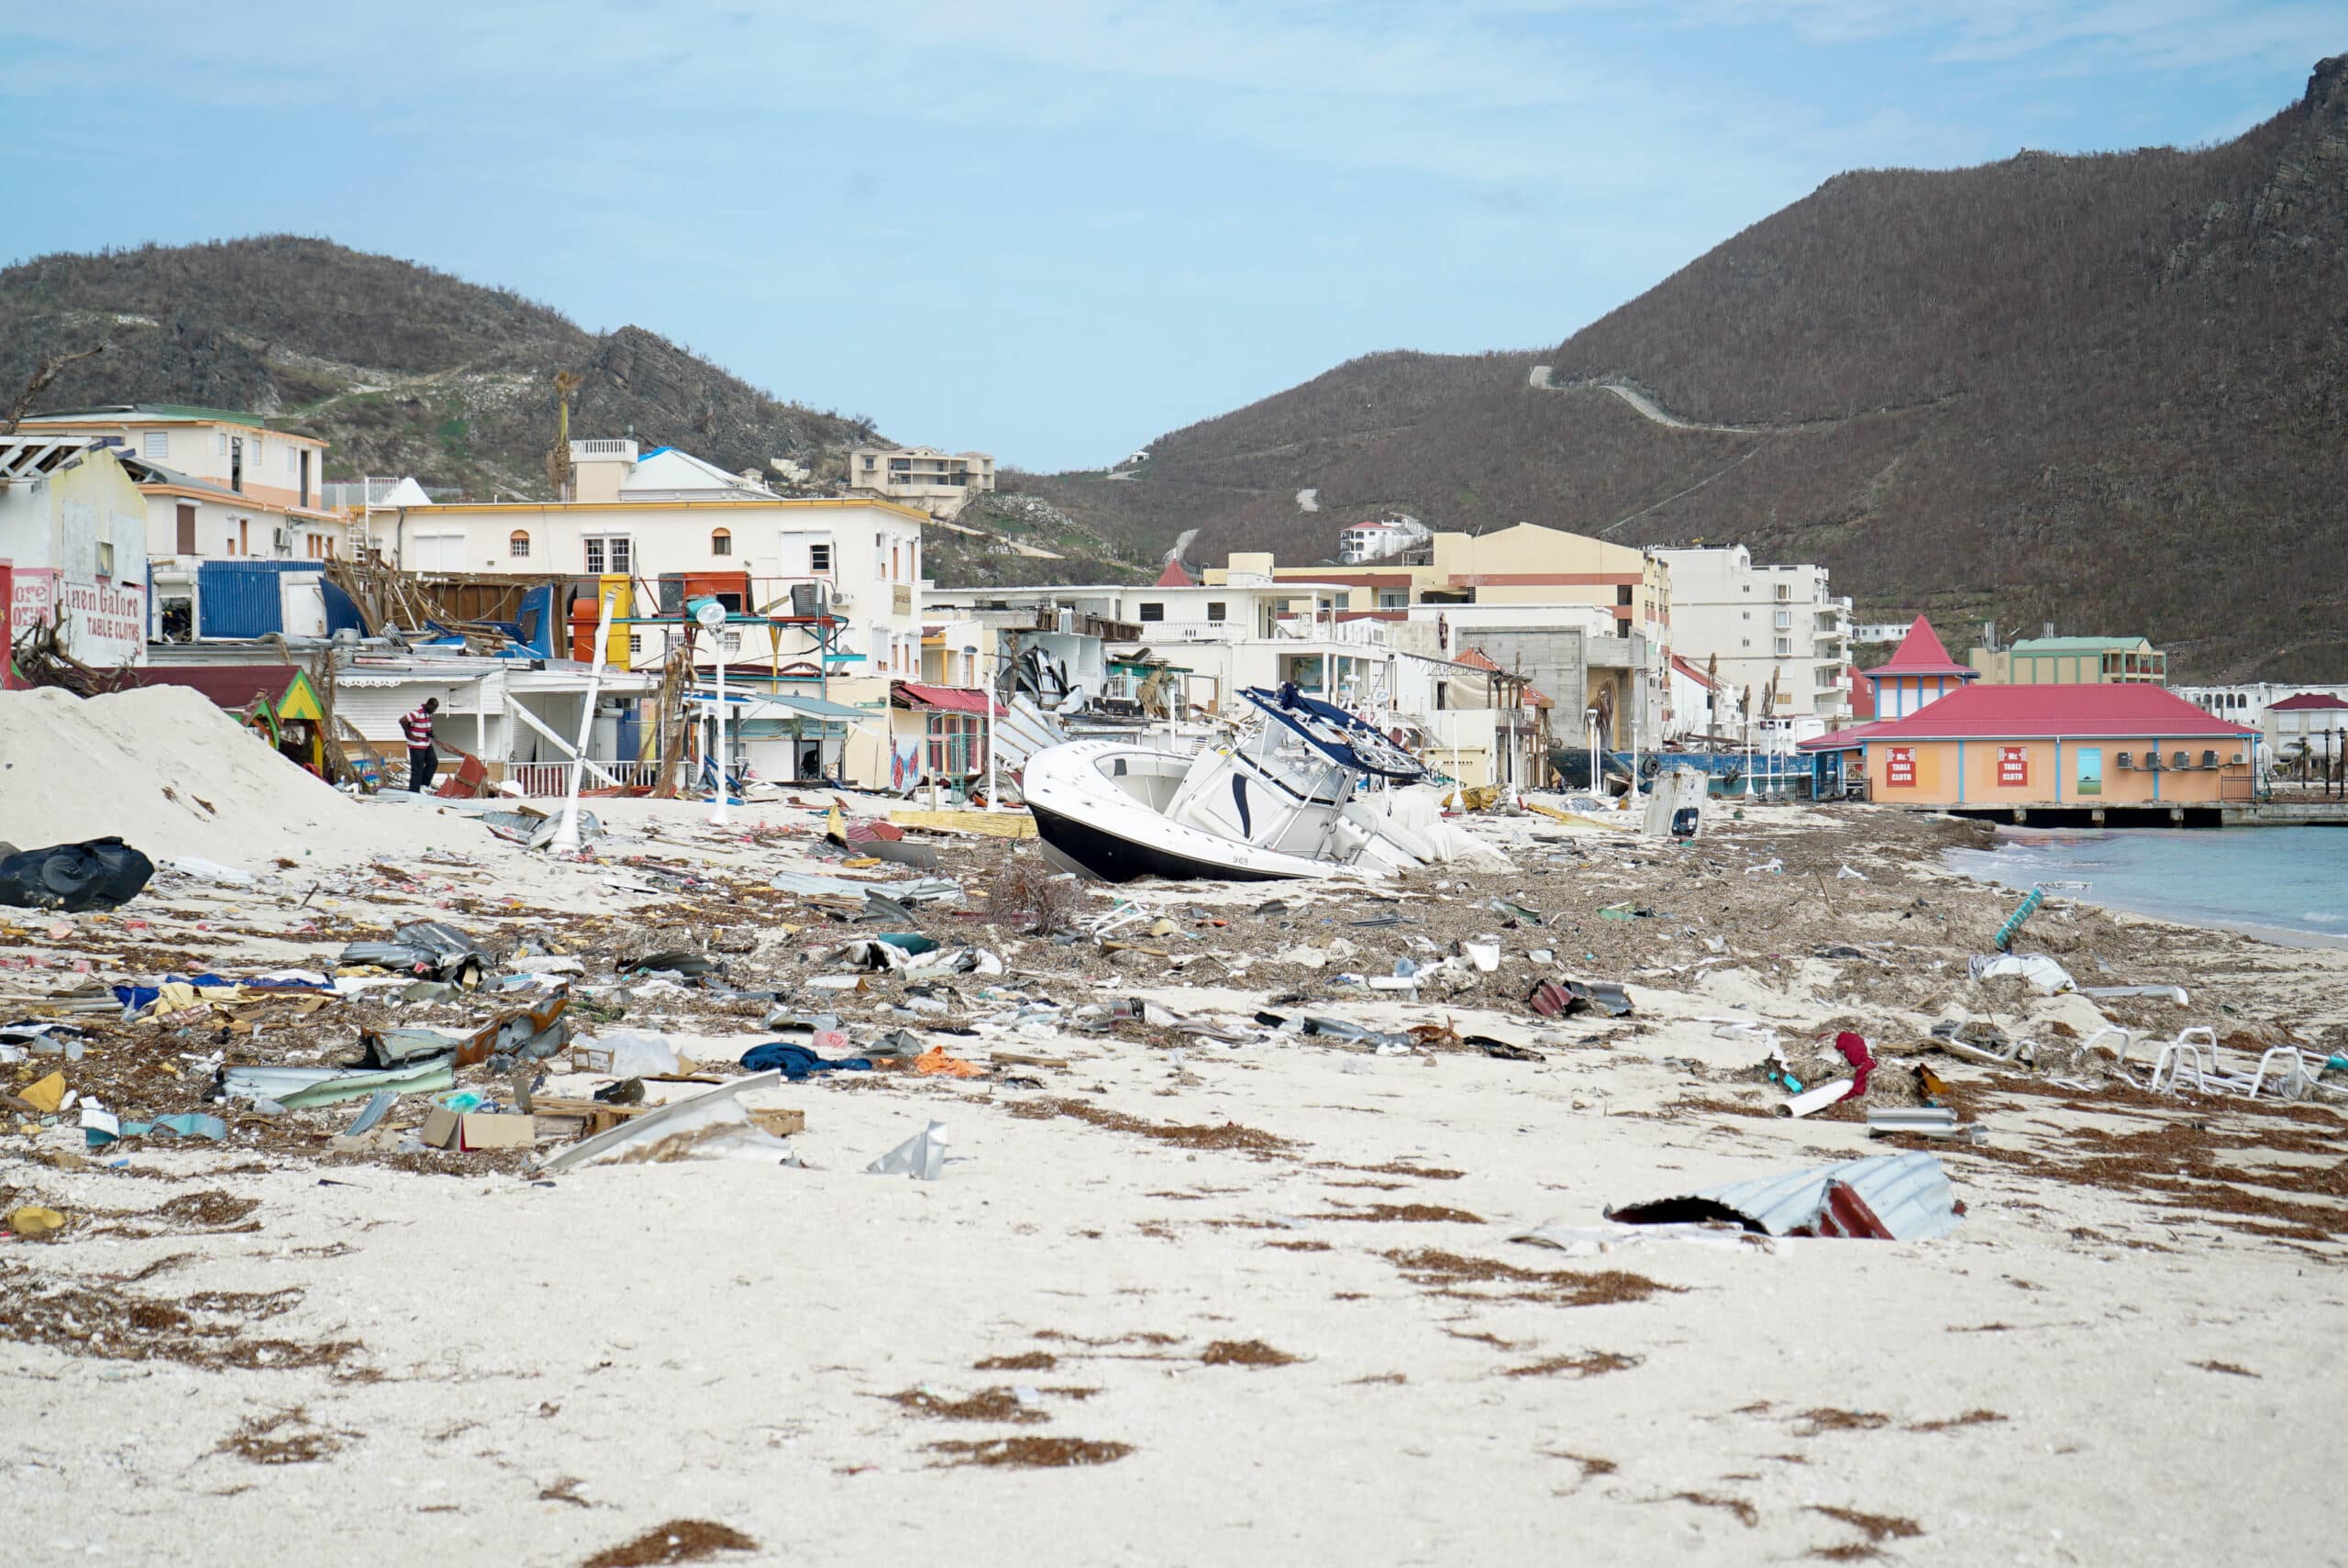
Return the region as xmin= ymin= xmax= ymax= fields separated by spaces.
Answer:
xmin=0 ymin=237 xmax=876 ymax=496
xmin=1023 ymin=57 xmax=2348 ymax=682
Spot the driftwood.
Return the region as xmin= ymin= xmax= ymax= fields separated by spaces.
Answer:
xmin=8 ymin=618 xmax=127 ymax=698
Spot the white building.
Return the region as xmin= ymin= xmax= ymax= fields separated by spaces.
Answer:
xmin=2173 ymin=681 xmax=2348 ymax=763
xmin=374 ymin=439 xmax=927 ymax=788
xmin=1648 ymin=546 xmax=1852 ymax=734
xmin=1336 ymin=516 xmax=1429 ymax=565
xmin=0 ymin=436 xmax=150 ymax=672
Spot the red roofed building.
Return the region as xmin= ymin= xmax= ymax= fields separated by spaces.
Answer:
xmin=1799 ymin=682 xmax=2254 ymax=810
xmin=2266 ymin=691 xmax=2348 ymax=765
xmin=1153 ymin=559 xmax=1196 ymax=588
xmin=1862 ymin=615 xmax=1976 ymax=721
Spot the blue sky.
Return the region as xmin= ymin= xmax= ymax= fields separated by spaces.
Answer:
xmin=2 ymin=3 xmax=2331 ymax=470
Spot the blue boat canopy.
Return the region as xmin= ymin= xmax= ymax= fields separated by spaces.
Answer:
xmin=1240 ymin=684 xmax=1424 ymax=779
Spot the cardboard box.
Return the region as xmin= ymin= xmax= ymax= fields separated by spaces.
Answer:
xmin=420 ymin=1109 xmax=537 ymax=1152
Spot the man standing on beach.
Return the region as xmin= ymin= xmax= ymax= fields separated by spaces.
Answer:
xmin=402 ymin=697 xmax=440 ymax=792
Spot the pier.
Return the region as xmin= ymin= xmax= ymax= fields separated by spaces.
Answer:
xmin=1944 ymin=801 xmax=2348 ymax=829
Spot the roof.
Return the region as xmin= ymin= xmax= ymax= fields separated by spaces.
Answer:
xmin=892 ymin=680 xmax=998 ymax=714
xmin=620 ymin=446 xmax=775 ymax=500
xmin=2270 ymin=692 xmax=2348 ymax=711
xmin=0 ymin=436 xmax=102 ymax=485
xmin=1153 ymin=559 xmax=1196 ymax=588
xmin=1863 ymin=615 xmax=1974 ymax=680
xmin=124 ymin=664 xmax=313 ymax=714
xmin=26 ymin=403 xmax=304 ymax=433
xmin=1668 ymin=653 xmax=1722 ymax=692
xmin=1846 ymin=665 xmax=1876 ymax=721
xmin=116 ymin=454 xmax=238 ymax=500
xmin=1799 ymin=682 xmax=2254 ymax=749
xmin=2010 ymin=635 xmax=2154 ymax=654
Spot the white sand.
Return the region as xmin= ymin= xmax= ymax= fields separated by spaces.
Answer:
xmin=3 ymin=793 xmax=2342 ymax=1564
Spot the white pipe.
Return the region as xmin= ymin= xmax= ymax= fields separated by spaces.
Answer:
xmin=548 ymin=590 xmax=616 ymax=855
xmin=986 ymin=660 xmax=1000 ymax=812
xmin=1774 ymin=1077 xmax=1855 ymax=1118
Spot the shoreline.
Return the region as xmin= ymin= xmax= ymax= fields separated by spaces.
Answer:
xmin=1940 ymin=825 xmax=2348 ymax=953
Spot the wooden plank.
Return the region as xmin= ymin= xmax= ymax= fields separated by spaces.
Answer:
xmin=888 ymin=809 xmax=1036 ymax=839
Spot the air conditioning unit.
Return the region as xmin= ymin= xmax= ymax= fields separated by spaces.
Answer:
xmin=272 ymin=526 xmax=292 ymax=550
xmin=2116 ymin=752 xmax=2134 ymax=769
xmin=2171 ymin=752 xmax=2189 ymax=772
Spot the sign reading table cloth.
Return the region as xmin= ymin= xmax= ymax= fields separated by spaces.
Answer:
xmin=1998 ymin=746 xmax=2029 ymax=786
xmin=1885 ymin=746 xmax=1916 ymax=788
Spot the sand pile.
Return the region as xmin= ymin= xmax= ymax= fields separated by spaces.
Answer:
xmin=0 ymin=685 xmax=430 ymax=869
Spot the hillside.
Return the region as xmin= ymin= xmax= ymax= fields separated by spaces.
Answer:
xmin=1024 ymin=57 xmax=2348 ymax=682
xmin=0 ymin=237 xmax=877 ymax=497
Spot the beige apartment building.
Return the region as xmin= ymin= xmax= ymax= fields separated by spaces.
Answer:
xmin=848 ymin=445 xmax=996 ymax=517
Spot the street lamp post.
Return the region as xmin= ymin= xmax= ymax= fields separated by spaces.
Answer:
xmin=696 ymin=598 xmax=730 ymax=827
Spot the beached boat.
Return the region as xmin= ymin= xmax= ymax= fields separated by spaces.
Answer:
xmin=1023 ymin=685 xmax=1437 ymax=881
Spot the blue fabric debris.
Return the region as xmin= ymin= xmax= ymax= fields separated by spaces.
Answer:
xmin=739 ymin=1042 xmax=874 ymax=1079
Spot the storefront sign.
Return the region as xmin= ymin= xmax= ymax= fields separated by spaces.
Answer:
xmin=1886 ymin=746 xmax=1915 ymax=788
xmin=1998 ymin=745 xmax=2029 ymax=787
xmin=9 ymin=569 xmax=145 ymax=669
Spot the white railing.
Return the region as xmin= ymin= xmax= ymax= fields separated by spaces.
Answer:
xmin=506 ymin=758 xmax=662 ymax=797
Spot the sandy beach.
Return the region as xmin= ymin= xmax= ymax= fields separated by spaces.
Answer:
xmin=6 ymin=701 xmax=2346 ymax=1566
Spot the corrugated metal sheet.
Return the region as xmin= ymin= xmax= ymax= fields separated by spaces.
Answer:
xmin=1611 ymin=1152 xmax=1960 ymax=1242
xmin=196 ymin=560 xmax=330 ymax=638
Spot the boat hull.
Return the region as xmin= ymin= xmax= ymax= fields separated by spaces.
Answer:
xmin=1028 ymin=801 xmax=1302 ymax=883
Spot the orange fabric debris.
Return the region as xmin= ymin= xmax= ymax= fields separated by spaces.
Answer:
xmin=913 ymin=1044 xmax=983 ymax=1078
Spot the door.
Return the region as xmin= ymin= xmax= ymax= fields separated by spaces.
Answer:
xmin=298 ymin=450 xmax=311 ymax=508
xmin=175 ymin=504 xmax=197 ymax=555
xmin=281 ymin=575 xmax=328 ymax=638
xmin=229 ymin=437 xmax=244 ymax=493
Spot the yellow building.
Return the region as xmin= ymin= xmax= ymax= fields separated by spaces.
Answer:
xmin=1204 ymin=522 xmax=1667 ymax=639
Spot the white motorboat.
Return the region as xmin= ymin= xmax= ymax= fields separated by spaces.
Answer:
xmin=1022 ymin=685 xmax=1439 ymax=882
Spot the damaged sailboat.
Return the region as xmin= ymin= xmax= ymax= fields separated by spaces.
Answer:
xmin=1023 ymin=684 xmax=1463 ymax=882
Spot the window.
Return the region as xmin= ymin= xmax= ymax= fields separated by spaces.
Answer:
xmin=584 ymin=537 xmax=604 ymax=574
xmin=1377 ymin=591 xmax=1406 ymax=610
xmin=1138 ymin=602 xmax=1165 ymax=623
xmin=142 ymin=431 xmax=169 ymax=460
xmin=583 ymin=536 xmax=631 ymax=575
xmin=712 ymin=527 xmax=733 ymax=557
xmin=1205 ymin=601 xmax=1227 ymax=623
xmin=95 ymin=541 xmax=114 ymax=577
xmin=285 ymin=446 xmax=298 ymax=474
xmin=810 ymin=542 xmax=832 ymax=573
xmin=509 ymin=530 xmax=531 ymax=558
xmin=1774 ymin=637 xmax=1792 ymax=656
xmin=217 ymin=431 xmax=228 ymax=457
xmin=723 ymin=632 xmax=742 ymax=655
xmin=1616 ymin=584 xmax=1634 ymax=607
xmin=628 ymin=633 xmax=643 ymax=656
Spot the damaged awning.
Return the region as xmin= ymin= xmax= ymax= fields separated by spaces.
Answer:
xmin=892 ymin=682 xmax=999 ymax=714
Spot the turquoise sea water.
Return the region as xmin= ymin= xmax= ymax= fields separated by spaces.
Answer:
xmin=1944 ymin=826 xmax=2348 ymax=944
